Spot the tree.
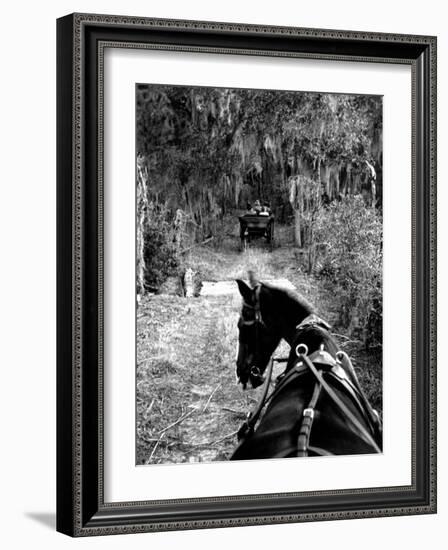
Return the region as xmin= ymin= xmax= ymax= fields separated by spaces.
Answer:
xmin=136 ymin=84 xmax=382 ymax=288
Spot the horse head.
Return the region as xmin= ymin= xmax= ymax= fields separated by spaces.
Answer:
xmin=235 ymin=279 xmax=314 ymax=389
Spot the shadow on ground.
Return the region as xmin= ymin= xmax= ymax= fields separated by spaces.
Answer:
xmin=25 ymin=512 xmax=56 ymax=530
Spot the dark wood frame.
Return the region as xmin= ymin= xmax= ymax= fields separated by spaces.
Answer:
xmin=57 ymin=13 xmax=437 ymax=537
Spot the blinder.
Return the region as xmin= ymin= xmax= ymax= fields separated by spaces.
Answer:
xmin=235 ymin=313 xmax=382 ymax=457
xmin=240 ymin=283 xmax=264 ymax=327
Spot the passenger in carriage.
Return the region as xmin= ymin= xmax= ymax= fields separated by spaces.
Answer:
xmin=246 ymin=199 xmax=271 ymax=216
xmin=259 ymin=201 xmax=271 ymax=216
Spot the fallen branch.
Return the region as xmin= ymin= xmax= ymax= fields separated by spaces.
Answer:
xmin=157 ymin=409 xmax=195 ymax=435
xmin=331 ymin=333 xmax=350 ymax=340
xmin=221 ymin=407 xmax=246 ymax=416
xmin=340 ymin=339 xmax=363 ymax=347
xmin=202 ymin=384 xmax=221 ymax=413
xmin=145 ymin=398 xmax=155 ymax=416
xmin=209 ymin=430 xmax=239 ymax=446
xmin=148 ymin=433 xmax=165 ymax=462
xmin=177 ymin=429 xmax=241 ymax=449
xmin=139 ymin=435 xmax=161 ymax=445
xmin=179 ymin=236 xmax=213 ymax=254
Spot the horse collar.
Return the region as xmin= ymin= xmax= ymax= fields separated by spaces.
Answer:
xmin=296 ymin=313 xmax=331 ymax=332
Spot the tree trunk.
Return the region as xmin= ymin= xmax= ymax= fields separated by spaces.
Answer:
xmin=307 ymin=223 xmax=315 ymax=273
xmin=173 ymin=209 xmax=185 ymax=257
xmin=294 ymin=208 xmax=302 ymax=247
xmin=136 ymin=155 xmax=149 ymax=296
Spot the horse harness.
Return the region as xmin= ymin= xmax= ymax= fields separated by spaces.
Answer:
xmin=238 ymin=299 xmax=382 ymax=456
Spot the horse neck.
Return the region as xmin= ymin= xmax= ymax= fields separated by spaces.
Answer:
xmin=261 ymin=287 xmax=313 ymax=346
xmin=281 ymin=314 xmax=310 ymax=346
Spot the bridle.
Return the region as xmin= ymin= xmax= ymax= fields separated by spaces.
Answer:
xmin=238 ymin=283 xmax=267 ymax=385
xmin=240 ymin=283 xmax=264 ymax=327
xmin=237 ymin=310 xmax=382 ymax=456
xmin=292 ymin=347 xmax=382 ymax=455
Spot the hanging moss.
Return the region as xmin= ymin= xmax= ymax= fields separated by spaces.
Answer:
xmin=136 ymin=84 xmax=382 ymax=254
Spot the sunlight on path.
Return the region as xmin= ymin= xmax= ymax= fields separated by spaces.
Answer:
xmin=200 ymin=278 xmax=295 ymax=296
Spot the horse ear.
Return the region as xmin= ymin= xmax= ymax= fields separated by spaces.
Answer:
xmin=236 ymin=279 xmax=254 ymax=304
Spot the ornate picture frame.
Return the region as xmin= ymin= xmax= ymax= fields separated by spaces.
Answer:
xmin=57 ymin=13 xmax=436 ymax=536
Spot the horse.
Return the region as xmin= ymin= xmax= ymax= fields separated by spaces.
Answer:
xmin=231 ymin=279 xmax=382 ymax=460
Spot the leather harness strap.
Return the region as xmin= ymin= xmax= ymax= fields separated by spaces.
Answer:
xmin=239 ymin=284 xmax=266 ymax=389
xmin=237 ymin=355 xmax=275 ymax=440
xmin=254 ymin=284 xmax=262 ymax=323
xmin=296 ymin=380 xmax=322 ymax=457
xmin=241 ymin=351 xmax=381 ymax=455
xmin=241 ymin=283 xmax=264 ymax=326
xmin=296 ymin=313 xmax=331 ymax=332
xmin=306 ymin=350 xmax=377 ymax=436
xmin=237 ymin=350 xmax=381 ymax=455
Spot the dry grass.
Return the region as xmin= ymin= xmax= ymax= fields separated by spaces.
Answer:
xmin=136 ymin=293 xmax=259 ymax=464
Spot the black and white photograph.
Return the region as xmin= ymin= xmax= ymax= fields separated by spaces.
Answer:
xmin=136 ymin=84 xmax=383 ymax=465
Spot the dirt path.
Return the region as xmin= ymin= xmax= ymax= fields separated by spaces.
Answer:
xmin=136 ymin=244 xmax=381 ymax=465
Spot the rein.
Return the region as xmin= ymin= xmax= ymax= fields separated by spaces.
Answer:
xmin=237 ymin=355 xmax=287 ymax=441
xmin=240 ymin=284 xmax=264 ymax=326
xmin=297 ymin=352 xmax=381 ymax=454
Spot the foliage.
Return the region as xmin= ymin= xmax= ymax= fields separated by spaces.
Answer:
xmin=136 ymin=85 xmax=382 ymax=241
xmin=289 ymin=174 xmax=322 ymax=248
xmin=142 ymin=203 xmax=180 ymax=289
xmin=313 ymin=196 xmax=382 ymax=348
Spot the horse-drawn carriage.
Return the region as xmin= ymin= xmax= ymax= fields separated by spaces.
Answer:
xmin=238 ymin=213 xmax=274 ymax=251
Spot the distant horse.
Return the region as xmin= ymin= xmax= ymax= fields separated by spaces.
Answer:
xmin=231 ymin=280 xmax=382 ymax=459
